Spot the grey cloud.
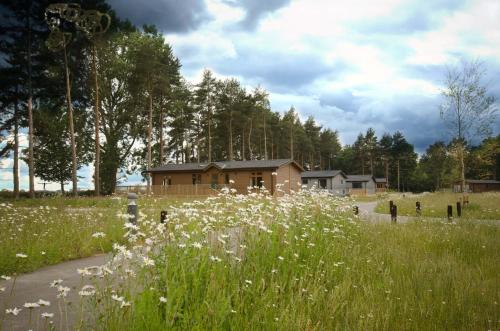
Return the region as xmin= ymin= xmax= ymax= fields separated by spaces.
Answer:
xmin=214 ymin=47 xmax=341 ymax=92
xmin=318 ymin=91 xmax=365 ymax=113
xmin=108 ymin=0 xmax=211 ymax=33
xmin=222 ymin=0 xmax=291 ymax=30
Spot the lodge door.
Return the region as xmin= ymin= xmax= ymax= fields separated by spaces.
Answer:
xmin=211 ymin=174 xmax=218 ymax=188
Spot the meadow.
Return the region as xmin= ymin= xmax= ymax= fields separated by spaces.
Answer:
xmin=374 ymin=192 xmax=500 ymax=220
xmin=1 ymin=190 xmax=499 ymax=330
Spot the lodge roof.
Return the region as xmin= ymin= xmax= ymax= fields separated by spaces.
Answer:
xmin=345 ymin=175 xmax=376 ymax=182
xmin=146 ymin=159 xmax=303 ymax=173
xmin=301 ymin=170 xmax=345 ymax=178
xmin=375 ymin=178 xmax=387 ymax=183
xmin=465 ymin=179 xmax=500 ymax=184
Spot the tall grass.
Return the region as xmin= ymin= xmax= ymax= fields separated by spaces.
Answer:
xmin=375 ymin=192 xmax=500 ymax=220
xmin=83 ymin=191 xmax=499 ymax=330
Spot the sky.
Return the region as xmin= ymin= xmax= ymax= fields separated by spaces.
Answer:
xmin=1 ymin=0 xmax=500 ymax=191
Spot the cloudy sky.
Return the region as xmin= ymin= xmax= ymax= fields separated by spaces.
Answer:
xmin=1 ymin=0 xmax=499 ymax=191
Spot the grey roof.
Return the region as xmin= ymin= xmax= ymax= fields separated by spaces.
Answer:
xmin=375 ymin=178 xmax=387 ymax=183
xmin=147 ymin=159 xmax=303 ymax=173
xmin=301 ymin=170 xmax=345 ymax=178
xmin=466 ymin=179 xmax=500 ymax=184
xmin=346 ymin=175 xmax=375 ymax=182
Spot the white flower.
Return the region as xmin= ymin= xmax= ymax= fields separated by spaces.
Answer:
xmin=120 ymin=301 xmax=131 ymax=308
xmin=79 ymin=285 xmax=96 ymax=297
xmin=77 ymin=268 xmax=92 ymax=276
xmin=16 ymin=253 xmax=28 ymax=258
xmin=278 ymin=256 xmax=284 ymax=261
xmin=111 ymin=294 xmax=124 ymax=302
xmin=37 ymin=299 xmax=50 ymax=306
xmin=0 ymin=287 xmax=5 ymax=292
xmin=229 ymin=179 xmax=235 ymax=184
xmin=209 ymin=255 xmax=221 ymax=262
xmin=245 ymin=280 xmax=252 ymax=285
xmin=1 ymin=275 xmax=11 ymax=281
xmin=49 ymin=279 xmax=63 ymax=288
xmin=92 ymin=232 xmax=106 ymax=238
xmin=142 ymin=257 xmax=155 ymax=267
xmin=271 ymin=172 xmax=277 ymax=176
xmin=56 ymin=286 xmax=70 ymax=298
xmin=6 ymin=307 xmax=22 ymax=316
xmin=23 ymin=302 xmax=40 ymax=309
xmin=41 ymin=251 xmax=46 ymax=255
xmin=191 ymin=242 xmax=202 ymax=249
xmin=41 ymin=312 xmax=54 ymax=318
xmin=159 ymin=296 xmax=167 ymax=303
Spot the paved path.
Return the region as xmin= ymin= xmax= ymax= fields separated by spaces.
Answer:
xmin=1 ymin=254 xmax=110 ymax=331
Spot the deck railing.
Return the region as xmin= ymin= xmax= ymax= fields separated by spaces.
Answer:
xmin=115 ymin=184 xmax=273 ymax=196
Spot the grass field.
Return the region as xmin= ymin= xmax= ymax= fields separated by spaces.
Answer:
xmin=374 ymin=192 xmax=500 ymax=220
xmin=0 ymin=195 xmax=199 ymax=275
xmin=1 ymin=191 xmax=499 ymax=330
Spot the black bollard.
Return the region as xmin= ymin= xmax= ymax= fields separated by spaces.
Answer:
xmin=391 ymin=205 xmax=397 ymax=223
xmin=456 ymin=201 xmax=462 ymax=217
xmin=416 ymin=201 xmax=421 ymax=216
xmin=447 ymin=205 xmax=452 ymax=220
xmin=160 ymin=210 xmax=168 ymax=224
xmin=127 ymin=193 xmax=138 ymax=225
xmin=353 ymin=205 xmax=359 ymax=215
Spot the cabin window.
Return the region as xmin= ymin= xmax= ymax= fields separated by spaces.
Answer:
xmin=302 ymin=178 xmax=308 ymax=185
xmin=211 ymin=174 xmax=218 ymax=188
xmin=251 ymin=176 xmax=263 ymax=188
xmin=192 ymin=174 xmax=201 ymax=185
xmin=319 ymin=179 xmax=327 ymax=189
xmin=163 ymin=177 xmax=171 ymax=186
xmin=341 ymin=179 xmax=344 ymax=184
xmin=352 ymin=182 xmax=362 ymax=189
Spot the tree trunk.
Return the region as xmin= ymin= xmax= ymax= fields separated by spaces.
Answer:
xmin=147 ymin=78 xmax=153 ymax=193
xmin=397 ymin=159 xmax=400 ymax=192
xmin=248 ymin=118 xmax=253 ymax=159
xmin=207 ymin=103 xmax=212 ymax=163
xmin=159 ymin=105 xmax=164 ymax=165
xmin=385 ymin=159 xmax=389 ymax=188
xmin=62 ymin=33 xmax=78 ymax=197
xmin=263 ymin=112 xmax=267 ymax=160
xmin=92 ymin=44 xmax=100 ymax=196
xmin=459 ymin=142 xmax=466 ymax=192
xmin=290 ymin=123 xmax=294 ymax=160
xmin=13 ymin=99 xmax=20 ymax=199
xmin=27 ymin=3 xmax=35 ymax=198
xmin=60 ymin=181 xmax=65 ymax=194
xmin=229 ymin=111 xmax=233 ymax=160
xmin=370 ymin=156 xmax=374 ymax=175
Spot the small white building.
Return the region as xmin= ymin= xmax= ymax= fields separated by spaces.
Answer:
xmin=301 ymin=170 xmax=349 ymax=195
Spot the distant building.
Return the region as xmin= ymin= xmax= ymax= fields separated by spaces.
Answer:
xmin=375 ymin=178 xmax=387 ymax=191
xmin=345 ymin=175 xmax=377 ymax=195
xmin=453 ymin=179 xmax=500 ymax=193
xmin=146 ymin=159 xmax=303 ymax=195
xmin=301 ymin=170 xmax=348 ymax=195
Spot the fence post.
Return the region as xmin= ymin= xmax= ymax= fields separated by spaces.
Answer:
xmin=456 ymin=201 xmax=462 ymax=217
xmin=127 ymin=193 xmax=138 ymax=225
xmin=447 ymin=205 xmax=452 ymax=221
xmin=391 ymin=205 xmax=397 ymax=223
xmin=160 ymin=210 xmax=168 ymax=224
xmin=389 ymin=200 xmax=394 ymax=213
xmin=416 ymin=201 xmax=421 ymax=216
xmin=353 ymin=205 xmax=359 ymax=215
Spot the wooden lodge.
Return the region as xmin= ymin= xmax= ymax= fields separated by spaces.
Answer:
xmin=145 ymin=159 xmax=303 ymax=196
xmin=453 ymin=179 xmax=500 ymax=193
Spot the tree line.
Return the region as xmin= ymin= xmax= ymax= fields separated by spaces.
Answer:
xmin=0 ymin=1 xmax=498 ymax=197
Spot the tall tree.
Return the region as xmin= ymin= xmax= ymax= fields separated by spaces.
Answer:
xmin=440 ymin=59 xmax=497 ymax=191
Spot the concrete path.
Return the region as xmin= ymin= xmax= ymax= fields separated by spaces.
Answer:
xmin=0 ymin=254 xmax=109 ymax=331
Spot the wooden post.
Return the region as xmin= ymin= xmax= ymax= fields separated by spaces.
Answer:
xmin=391 ymin=205 xmax=397 ymax=223
xmin=456 ymin=201 xmax=462 ymax=217
xmin=127 ymin=193 xmax=138 ymax=225
xmin=416 ymin=201 xmax=421 ymax=216
xmin=160 ymin=210 xmax=167 ymax=224
xmin=447 ymin=205 xmax=452 ymax=220
xmin=389 ymin=200 xmax=394 ymax=213
xmin=353 ymin=205 xmax=359 ymax=215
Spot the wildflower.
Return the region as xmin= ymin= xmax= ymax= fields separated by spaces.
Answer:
xmin=111 ymin=294 xmax=124 ymax=302
xmin=191 ymin=242 xmax=202 ymax=249
xmin=278 ymin=256 xmax=284 ymax=261
xmin=41 ymin=251 xmax=46 ymax=255
xmin=142 ymin=257 xmax=155 ymax=267
xmin=245 ymin=279 xmax=252 ymax=285
xmin=120 ymin=301 xmax=131 ymax=308
xmin=56 ymin=286 xmax=70 ymax=298
xmin=0 ymin=287 xmax=5 ymax=292
xmin=209 ymin=255 xmax=222 ymax=262
xmin=37 ymin=299 xmax=50 ymax=306
xmin=79 ymin=285 xmax=96 ymax=297
xmin=159 ymin=296 xmax=167 ymax=303
xmin=271 ymin=172 xmax=277 ymax=176
xmin=16 ymin=253 xmax=28 ymax=258
xmin=5 ymin=307 xmax=22 ymax=316
xmin=77 ymin=268 xmax=92 ymax=276
xmin=92 ymin=232 xmax=106 ymax=238
xmin=41 ymin=312 xmax=54 ymax=318
xmin=229 ymin=179 xmax=235 ymax=184
xmin=49 ymin=279 xmax=63 ymax=288
xmin=23 ymin=302 xmax=40 ymax=309
xmin=1 ymin=275 xmax=11 ymax=281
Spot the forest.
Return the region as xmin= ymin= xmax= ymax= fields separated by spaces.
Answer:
xmin=1 ymin=0 xmax=499 ymax=196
